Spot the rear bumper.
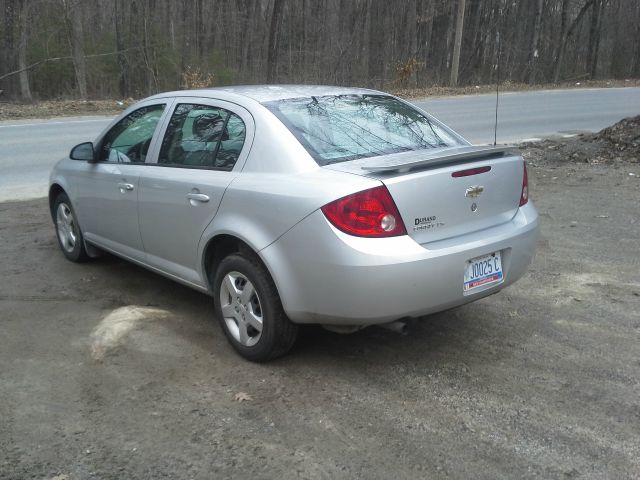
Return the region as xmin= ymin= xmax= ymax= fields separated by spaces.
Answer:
xmin=260 ymin=202 xmax=539 ymax=325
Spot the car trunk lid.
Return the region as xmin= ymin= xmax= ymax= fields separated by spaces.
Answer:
xmin=325 ymin=145 xmax=524 ymax=244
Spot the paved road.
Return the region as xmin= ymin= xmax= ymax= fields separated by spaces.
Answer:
xmin=1 ymin=87 xmax=639 ymax=202
xmin=415 ymin=87 xmax=640 ymax=144
xmin=0 ymin=117 xmax=112 ymax=202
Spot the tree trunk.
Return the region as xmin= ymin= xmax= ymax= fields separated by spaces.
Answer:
xmin=553 ymin=0 xmax=595 ymax=82
xmin=552 ymin=0 xmax=570 ymax=82
xmin=17 ymin=0 xmax=31 ymax=101
xmin=367 ymin=0 xmax=385 ymax=88
xmin=114 ymin=0 xmax=129 ymax=96
xmin=266 ymin=0 xmax=286 ymax=83
xmin=407 ymin=0 xmax=418 ymax=87
xmin=415 ymin=0 xmax=434 ymax=86
xmin=62 ymin=0 xmax=88 ymax=99
xmin=443 ymin=2 xmax=456 ymax=84
xmin=140 ymin=0 xmax=157 ymax=95
xmin=2 ymin=0 xmax=17 ymax=98
xmin=449 ymin=0 xmax=466 ymax=86
xmin=586 ymin=0 xmax=604 ymax=79
xmin=528 ymin=0 xmax=544 ymax=84
xmin=238 ymin=0 xmax=252 ymax=79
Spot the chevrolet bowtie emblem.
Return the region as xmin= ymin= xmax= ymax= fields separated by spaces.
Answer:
xmin=465 ymin=186 xmax=484 ymax=198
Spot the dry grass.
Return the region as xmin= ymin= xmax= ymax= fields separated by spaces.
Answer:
xmin=0 ymin=98 xmax=134 ymax=120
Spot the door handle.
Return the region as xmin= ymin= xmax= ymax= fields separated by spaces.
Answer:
xmin=117 ymin=182 xmax=134 ymax=192
xmin=186 ymin=193 xmax=210 ymax=203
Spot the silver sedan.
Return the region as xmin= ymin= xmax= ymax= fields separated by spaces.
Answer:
xmin=49 ymin=85 xmax=539 ymax=361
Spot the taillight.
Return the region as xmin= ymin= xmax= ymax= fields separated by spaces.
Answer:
xmin=321 ymin=185 xmax=407 ymax=237
xmin=519 ymin=162 xmax=529 ymax=206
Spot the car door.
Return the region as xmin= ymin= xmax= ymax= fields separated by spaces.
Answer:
xmin=76 ymin=101 xmax=171 ymax=261
xmin=137 ymin=98 xmax=254 ymax=286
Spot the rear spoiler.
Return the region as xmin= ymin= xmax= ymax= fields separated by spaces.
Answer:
xmin=360 ymin=145 xmax=518 ymax=173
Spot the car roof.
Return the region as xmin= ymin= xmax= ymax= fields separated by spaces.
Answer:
xmin=148 ymin=85 xmax=385 ymax=104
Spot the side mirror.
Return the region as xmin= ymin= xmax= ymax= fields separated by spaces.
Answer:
xmin=70 ymin=142 xmax=96 ymax=162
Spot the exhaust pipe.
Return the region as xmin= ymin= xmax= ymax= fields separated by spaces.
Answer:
xmin=378 ymin=319 xmax=409 ymax=335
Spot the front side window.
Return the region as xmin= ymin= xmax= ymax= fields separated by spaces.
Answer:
xmin=263 ymin=95 xmax=462 ymax=166
xmin=99 ymin=104 xmax=165 ymax=163
xmin=158 ymin=104 xmax=246 ymax=171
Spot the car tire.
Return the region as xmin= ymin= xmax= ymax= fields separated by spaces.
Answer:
xmin=213 ymin=253 xmax=298 ymax=362
xmin=53 ymin=193 xmax=90 ymax=262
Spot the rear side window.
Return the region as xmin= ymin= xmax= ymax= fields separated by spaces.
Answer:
xmin=263 ymin=95 xmax=461 ymax=165
xmin=158 ymin=103 xmax=246 ymax=171
xmin=99 ymin=104 xmax=165 ymax=163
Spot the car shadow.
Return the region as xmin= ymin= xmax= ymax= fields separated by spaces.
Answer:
xmin=82 ymin=252 xmax=521 ymax=373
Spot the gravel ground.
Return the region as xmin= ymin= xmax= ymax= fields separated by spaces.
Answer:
xmin=1 ymin=136 xmax=639 ymax=479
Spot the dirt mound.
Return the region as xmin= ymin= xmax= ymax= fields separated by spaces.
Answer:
xmin=596 ymin=116 xmax=640 ymax=152
xmin=520 ymin=115 xmax=640 ymax=166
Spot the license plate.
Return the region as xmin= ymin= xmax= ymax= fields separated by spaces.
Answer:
xmin=464 ymin=251 xmax=503 ymax=293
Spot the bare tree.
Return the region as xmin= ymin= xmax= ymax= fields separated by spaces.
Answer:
xmin=16 ymin=0 xmax=31 ymax=100
xmin=267 ymin=0 xmax=285 ymax=83
xmin=552 ymin=0 xmax=571 ymax=83
xmin=367 ymin=0 xmax=385 ymax=88
xmin=114 ymin=0 xmax=129 ymax=96
xmin=2 ymin=0 xmax=17 ymax=98
xmin=450 ymin=0 xmax=466 ymax=86
xmin=61 ymin=0 xmax=88 ymax=99
xmin=586 ymin=0 xmax=605 ymax=79
xmin=528 ymin=0 xmax=544 ymax=83
xmin=553 ymin=0 xmax=595 ymax=82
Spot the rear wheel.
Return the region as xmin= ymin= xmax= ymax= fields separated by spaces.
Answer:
xmin=213 ymin=253 xmax=298 ymax=361
xmin=53 ymin=193 xmax=89 ymax=262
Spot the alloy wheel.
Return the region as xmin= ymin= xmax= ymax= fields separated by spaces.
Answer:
xmin=219 ymin=271 xmax=264 ymax=347
xmin=56 ymin=203 xmax=77 ymax=253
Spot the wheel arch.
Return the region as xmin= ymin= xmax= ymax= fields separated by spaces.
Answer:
xmin=201 ymin=233 xmax=279 ymax=296
xmin=49 ymin=182 xmax=103 ymax=258
xmin=48 ymin=183 xmax=67 ymax=221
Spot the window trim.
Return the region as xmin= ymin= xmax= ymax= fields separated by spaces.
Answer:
xmin=156 ymin=104 xmax=233 ymax=171
xmin=94 ymin=100 xmax=172 ymax=165
xmin=145 ymin=96 xmax=255 ymax=173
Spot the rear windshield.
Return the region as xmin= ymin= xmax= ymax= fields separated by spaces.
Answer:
xmin=263 ymin=94 xmax=462 ymax=165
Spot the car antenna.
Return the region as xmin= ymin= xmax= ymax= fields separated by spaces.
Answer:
xmin=493 ymin=30 xmax=501 ymax=146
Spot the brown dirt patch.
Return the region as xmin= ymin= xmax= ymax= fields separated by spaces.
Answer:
xmin=0 ymin=99 xmax=135 ymax=120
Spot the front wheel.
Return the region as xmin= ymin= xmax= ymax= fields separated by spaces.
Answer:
xmin=53 ymin=193 xmax=89 ymax=262
xmin=213 ymin=253 xmax=298 ymax=361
